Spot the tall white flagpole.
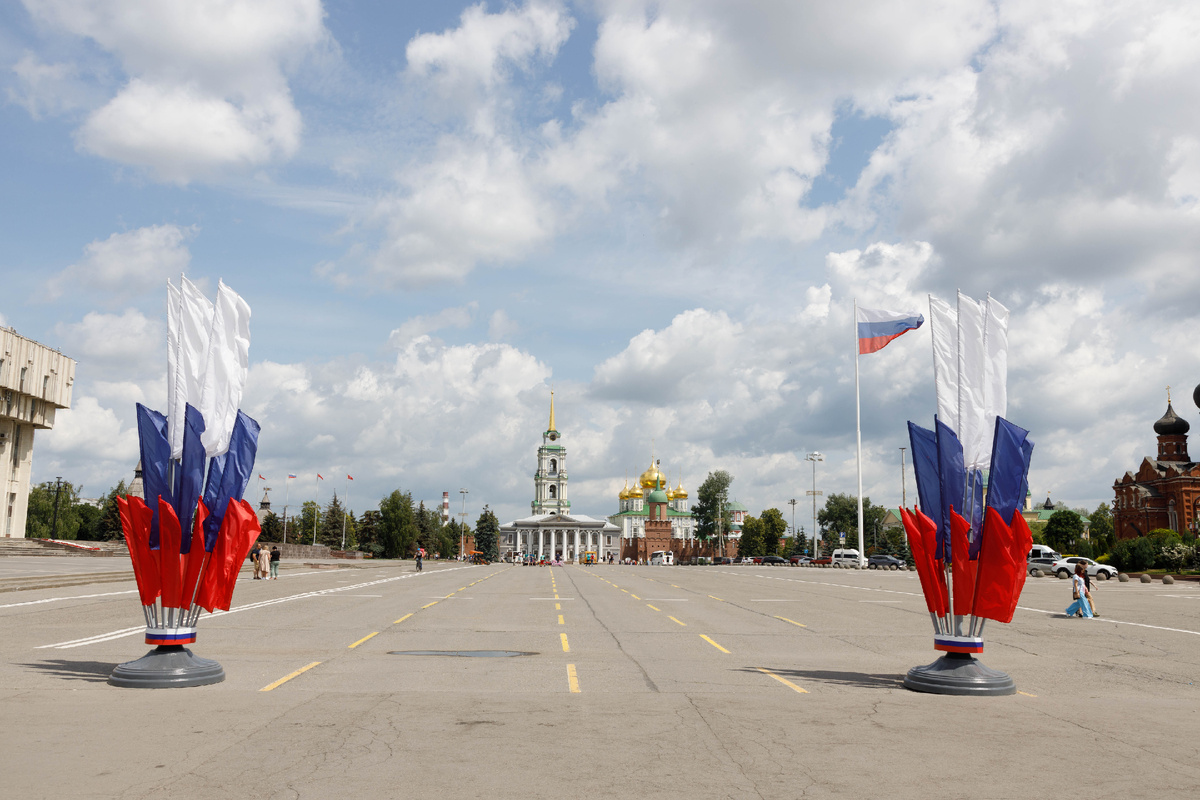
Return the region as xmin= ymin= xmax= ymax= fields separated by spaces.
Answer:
xmin=854 ymin=299 xmax=865 ymax=568
xmin=342 ymin=479 xmax=349 ymax=550
xmin=282 ymin=476 xmax=290 ymax=544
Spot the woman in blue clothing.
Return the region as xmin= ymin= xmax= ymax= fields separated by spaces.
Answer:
xmin=1065 ymin=562 xmax=1093 ymax=618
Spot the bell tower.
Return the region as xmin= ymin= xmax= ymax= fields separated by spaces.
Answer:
xmin=532 ymin=391 xmax=571 ymax=515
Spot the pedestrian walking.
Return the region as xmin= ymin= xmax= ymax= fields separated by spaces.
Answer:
xmin=250 ymin=544 xmax=262 ymax=579
xmin=258 ymin=545 xmax=271 ymax=582
xmin=1065 ymin=562 xmax=1093 ymax=618
xmin=269 ymin=546 xmax=280 ymax=580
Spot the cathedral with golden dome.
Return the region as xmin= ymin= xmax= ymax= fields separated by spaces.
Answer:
xmin=608 ymin=459 xmax=698 ymax=557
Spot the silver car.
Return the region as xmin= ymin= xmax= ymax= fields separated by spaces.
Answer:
xmin=1050 ymin=556 xmax=1118 ymax=580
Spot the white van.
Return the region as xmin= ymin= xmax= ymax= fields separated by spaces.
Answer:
xmin=1027 ymin=544 xmax=1061 ymax=561
xmin=649 ymin=550 xmax=674 ymax=566
xmin=831 ymin=548 xmax=861 ymax=566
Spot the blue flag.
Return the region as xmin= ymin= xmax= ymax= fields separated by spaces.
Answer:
xmin=907 ymin=422 xmax=942 ymax=534
xmin=987 ymin=417 xmax=1033 ymax=521
xmin=135 ymin=404 xmax=172 ymax=549
xmin=177 ymin=404 xmax=207 ymax=554
xmin=201 ymin=410 xmax=261 ymax=552
xmin=935 ymin=417 xmax=966 ymax=562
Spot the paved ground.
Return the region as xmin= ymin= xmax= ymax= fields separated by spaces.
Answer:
xmin=2 ymin=559 xmax=1198 ymax=799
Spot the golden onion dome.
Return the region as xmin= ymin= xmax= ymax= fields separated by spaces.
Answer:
xmin=673 ymin=481 xmax=688 ymax=499
xmin=665 ymin=487 xmax=677 ymax=501
xmin=627 ymin=483 xmax=644 ymax=498
xmin=639 ymin=461 xmax=666 ymax=489
xmin=618 ymin=481 xmax=631 ymax=500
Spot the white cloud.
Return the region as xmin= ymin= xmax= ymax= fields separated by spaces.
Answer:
xmin=7 ymin=53 xmax=95 ymax=118
xmin=53 ymin=309 xmax=163 ymax=371
xmin=46 ymin=225 xmax=192 ymax=300
xmin=23 ymin=0 xmax=329 ymax=182
xmin=488 ymin=309 xmax=518 ymax=340
xmin=388 ymin=302 xmax=478 ymax=346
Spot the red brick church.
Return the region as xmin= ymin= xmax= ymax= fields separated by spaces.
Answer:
xmin=1112 ymin=388 xmax=1200 ymax=539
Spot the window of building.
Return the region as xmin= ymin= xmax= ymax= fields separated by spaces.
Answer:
xmin=19 ymin=367 xmax=26 ymax=392
xmin=42 ymin=375 xmax=49 ymax=396
xmin=549 ymin=458 xmax=557 ymax=474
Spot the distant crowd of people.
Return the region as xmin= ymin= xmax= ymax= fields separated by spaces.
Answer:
xmin=248 ymin=544 xmax=280 ymax=579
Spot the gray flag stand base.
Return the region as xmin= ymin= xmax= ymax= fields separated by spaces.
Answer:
xmin=904 ymin=652 xmax=1016 ymax=696
xmin=109 ymin=645 xmax=226 ymax=688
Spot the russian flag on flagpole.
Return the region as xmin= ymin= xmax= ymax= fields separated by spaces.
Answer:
xmin=856 ymin=307 xmax=925 ymax=354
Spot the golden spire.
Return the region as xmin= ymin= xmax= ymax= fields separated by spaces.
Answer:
xmin=548 ymin=389 xmax=556 ymax=431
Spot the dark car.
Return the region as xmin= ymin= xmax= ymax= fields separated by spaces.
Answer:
xmin=760 ymin=555 xmax=788 ymax=566
xmin=713 ymin=556 xmax=732 ymax=565
xmin=868 ymin=554 xmax=905 ymax=569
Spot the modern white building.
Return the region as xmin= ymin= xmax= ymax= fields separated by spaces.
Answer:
xmin=1 ymin=328 xmax=75 ymax=538
xmin=500 ymin=393 xmax=619 ymax=561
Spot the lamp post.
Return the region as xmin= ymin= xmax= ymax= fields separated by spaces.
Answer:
xmin=459 ymin=488 xmax=469 ymax=560
xmin=787 ymin=498 xmax=797 ymax=554
xmin=50 ymin=477 xmax=63 ymax=541
xmin=806 ymin=453 xmax=823 ymax=557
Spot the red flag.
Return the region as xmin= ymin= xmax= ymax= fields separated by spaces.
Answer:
xmin=158 ymin=498 xmax=184 ymax=609
xmin=317 ymin=474 xmax=324 ymax=480
xmin=1007 ymin=510 xmax=1035 ymax=614
xmin=901 ymin=508 xmax=941 ymax=616
xmin=347 ymin=475 xmax=354 ymax=480
xmin=911 ymin=507 xmax=948 ymax=616
xmin=258 ymin=474 xmax=265 ymax=480
xmin=121 ymin=496 xmax=161 ymax=606
xmin=195 ymin=511 xmax=231 ymax=613
xmin=180 ymin=500 xmax=210 ymax=612
xmin=973 ymin=507 xmax=1020 ymax=623
xmin=217 ymin=500 xmax=262 ymax=611
xmin=949 ymin=509 xmax=977 ymax=617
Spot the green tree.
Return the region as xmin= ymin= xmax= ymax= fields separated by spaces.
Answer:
xmin=817 ymin=493 xmax=885 ymax=550
xmin=692 ymin=470 xmax=733 ymax=544
xmin=737 ymin=516 xmax=764 ymax=557
xmin=295 ymin=501 xmax=320 ymax=545
xmin=379 ymin=490 xmax=418 ymax=558
xmin=474 ymin=506 xmax=500 ymax=561
xmin=1044 ymin=509 xmax=1084 ymax=553
xmin=760 ymin=508 xmax=788 ymax=555
xmin=1088 ymin=503 xmax=1114 ymax=555
xmin=357 ymin=510 xmax=382 ymax=557
xmin=25 ymin=481 xmax=82 ymax=539
xmin=75 ymin=503 xmax=103 ymax=541
xmin=93 ymin=480 xmax=129 ymax=541
xmin=261 ymin=512 xmax=284 ymax=543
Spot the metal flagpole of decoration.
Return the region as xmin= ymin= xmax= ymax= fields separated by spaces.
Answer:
xmin=899 ymin=291 xmax=1028 ymax=696
xmin=110 ymin=276 xmax=261 ymax=689
xmin=283 ymin=473 xmax=295 ymax=544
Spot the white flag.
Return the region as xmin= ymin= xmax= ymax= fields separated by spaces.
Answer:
xmin=198 ymin=280 xmax=251 ymax=457
xmin=957 ymin=292 xmax=988 ymax=470
xmin=929 ymin=295 xmax=958 ymax=432
xmin=167 ymin=277 xmax=216 ymax=459
xmin=166 ymin=280 xmax=182 ymax=455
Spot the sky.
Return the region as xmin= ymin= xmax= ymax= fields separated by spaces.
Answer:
xmin=4 ymin=0 xmax=1200 ymax=531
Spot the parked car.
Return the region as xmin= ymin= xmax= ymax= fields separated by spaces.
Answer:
xmin=760 ymin=555 xmax=788 ymax=566
xmin=1027 ymin=556 xmax=1058 ymax=576
xmin=713 ymin=556 xmax=732 ymax=565
xmin=831 ymin=548 xmax=862 ymax=566
xmin=733 ymin=556 xmax=754 ymax=564
xmin=1050 ymin=556 xmax=1118 ymax=580
xmin=789 ymin=555 xmax=814 ymax=565
xmin=1028 ymin=544 xmax=1061 ymax=561
xmin=868 ymin=554 xmax=905 ymax=569
xmin=812 ymin=556 xmax=832 ymax=565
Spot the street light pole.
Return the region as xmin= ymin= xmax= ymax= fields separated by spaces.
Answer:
xmin=899 ymin=446 xmax=908 ymax=509
xmin=788 ymin=498 xmax=797 ymax=554
xmin=459 ymin=488 xmax=469 ymax=560
xmin=50 ymin=477 xmax=63 ymax=540
xmin=805 ymin=453 xmax=823 ymax=557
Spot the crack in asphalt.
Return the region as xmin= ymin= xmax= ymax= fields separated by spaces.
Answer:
xmin=562 ymin=566 xmax=659 ymax=692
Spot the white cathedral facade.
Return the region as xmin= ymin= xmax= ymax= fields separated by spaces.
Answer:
xmin=499 ymin=393 xmax=619 ymax=562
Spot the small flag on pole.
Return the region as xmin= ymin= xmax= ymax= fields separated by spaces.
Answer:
xmin=347 ymin=474 xmax=354 ymax=480
xmin=258 ymin=474 xmax=265 ymax=480
xmin=288 ymin=473 xmax=297 ymax=479
xmin=317 ymin=474 xmax=324 ymax=480
xmin=856 ymin=307 xmax=924 ymax=354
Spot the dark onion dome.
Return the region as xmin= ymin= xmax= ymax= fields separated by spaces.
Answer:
xmin=1154 ymin=402 xmax=1190 ymax=436
xmin=1194 ymin=383 xmax=1200 ymax=412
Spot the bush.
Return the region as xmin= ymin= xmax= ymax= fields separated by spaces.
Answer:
xmin=1157 ymin=545 xmax=1194 ymax=573
xmin=1109 ymin=537 xmax=1159 ymax=572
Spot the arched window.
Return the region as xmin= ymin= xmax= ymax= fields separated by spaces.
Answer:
xmin=549 ymin=458 xmax=557 ymax=474
xmin=549 ymin=485 xmax=557 ymax=498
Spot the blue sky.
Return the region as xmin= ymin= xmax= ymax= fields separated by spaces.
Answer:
xmin=4 ymin=1 xmax=1200 ymax=527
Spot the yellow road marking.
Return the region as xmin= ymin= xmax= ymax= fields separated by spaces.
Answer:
xmin=260 ymin=661 xmax=322 ymax=692
xmin=554 ymin=593 xmax=559 ymax=599
xmin=560 ymin=633 xmax=570 ymax=652
xmin=700 ymin=634 xmax=730 ymax=653
xmin=621 ymin=589 xmax=629 ymax=593
xmin=393 ymin=613 xmax=413 ymax=624
xmin=647 ymin=604 xmax=660 ymax=611
xmin=444 ymin=593 xmax=455 ymax=598
xmin=422 ymin=601 xmax=438 ymax=609
xmin=558 ymin=614 xmax=564 ymax=625
xmin=1017 ymin=691 xmax=1038 ymax=698
xmin=566 ymin=663 xmax=580 ymax=693
xmin=555 ymin=603 xmax=561 ymax=610
xmin=775 ymin=616 xmax=807 ymax=628
xmin=668 ymin=616 xmax=687 ymax=626
xmin=631 ymin=594 xmax=641 ymax=600
xmin=671 ymin=584 xmax=680 ymax=588
xmin=459 ymin=587 xmax=466 ymax=591
xmin=757 ymin=667 xmax=808 ymax=694
xmin=348 ymin=632 xmax=378 ymax=649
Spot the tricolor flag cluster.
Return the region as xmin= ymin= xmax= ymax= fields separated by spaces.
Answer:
xmin=901 ymin=291 xmax=1034 ymax=642
xmin=118 ymin=278 xmax=262 ymax=644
